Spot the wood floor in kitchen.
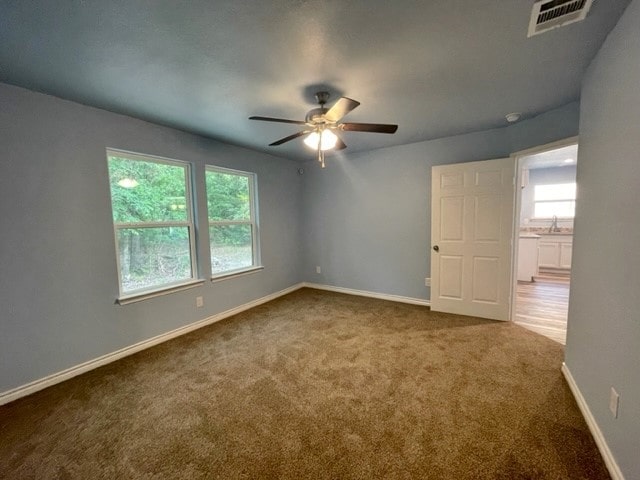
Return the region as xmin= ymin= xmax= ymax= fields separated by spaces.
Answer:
xmin=515 ymin=272 xmax=570 ymax=345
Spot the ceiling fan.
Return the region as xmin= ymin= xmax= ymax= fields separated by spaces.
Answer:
xmin=249 ymin=91 xmax=398 ymax=167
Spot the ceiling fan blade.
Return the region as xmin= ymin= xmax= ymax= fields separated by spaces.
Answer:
xmin=249 ymin=116 xmax=307 ymax=125
xmin=340 ymin=122 xmax=398 ymax=134
xmin=268 ymin=131 xmax=308 ymax=146
xmin=324 ymin=97 xmax=360 ymax=123
xmin=334 ymin=133 xmax=347 ymax=151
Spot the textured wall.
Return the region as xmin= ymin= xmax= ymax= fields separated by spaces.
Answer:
xmin=300 ymin=102 xmax=579 ymax=300
xmin=300 ymin=129 xmax=510 ymax=300
xmin=565 ymin=0 xmax=640 ymax=477
xmin=0 ymin=83 xmax=304 ymax=393
xmin=507 ymin=101 xmax=580 ymax=153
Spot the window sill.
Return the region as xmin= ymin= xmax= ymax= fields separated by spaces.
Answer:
xmin=116 ymin=279 xmax=205 ymax=305
xmin=211 ymin=266 xmax=264 ymax=283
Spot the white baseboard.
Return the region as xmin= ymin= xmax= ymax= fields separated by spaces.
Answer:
xmin=561 ymin=363 xmax=625 ymax=480
xmin=303 ymin=282 xmax=430 ymax=307
xmin=0 ymin=283 xmax=305 ymax=406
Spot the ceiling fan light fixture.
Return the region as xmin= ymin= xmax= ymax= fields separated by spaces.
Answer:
xmin=303 ymin=129 xmax=338 ymax=151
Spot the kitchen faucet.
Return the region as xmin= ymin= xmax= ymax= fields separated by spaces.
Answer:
xmin=548 ymin=215 xmax=560 ymax=233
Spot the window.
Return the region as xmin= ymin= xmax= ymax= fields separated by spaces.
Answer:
xmin=107 ymin=150 xmax=197 ymax=297
xmin=534 ymin=183 xmax=576 ymax=218
xmin=206 ymin=166 xmax=260 ymax=277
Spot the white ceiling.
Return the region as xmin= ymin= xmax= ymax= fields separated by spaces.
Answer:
xmin=0 ymin=1 xmax=631 ymax=161
xmin=523 ymin=144 xmax=578 ymax=169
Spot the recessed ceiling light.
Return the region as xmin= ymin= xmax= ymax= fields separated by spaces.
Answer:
xmin=564 ymin=158 xmax=575 ymax=163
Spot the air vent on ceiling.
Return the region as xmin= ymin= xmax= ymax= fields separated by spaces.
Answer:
xmin=527 ymin=0 xmax=594 ymax=37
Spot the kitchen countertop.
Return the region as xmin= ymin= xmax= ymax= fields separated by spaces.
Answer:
xmin=520 ymin=227 xmax=573 ymax=235
xmin=519 ymin=233 xmax=541 ymax=238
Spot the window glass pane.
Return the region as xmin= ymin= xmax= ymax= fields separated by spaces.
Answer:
xmin=206 ymin=171 xmax=250 ymax=221
xmin=210 ymin=225 xmax=253 ymax=274
xmin=117 ymin=227 xmax=192 ymax=293
xmin=534 ymin=201 xmax=575 ymax=218
xmin=534 ymin=183 xmax=576 ymax=201
xmin=108 ymin=156 xmax=188 ymax=223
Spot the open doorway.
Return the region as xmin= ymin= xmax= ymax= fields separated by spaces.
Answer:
xmin=512 ymin=139 xmax=578 ymax=344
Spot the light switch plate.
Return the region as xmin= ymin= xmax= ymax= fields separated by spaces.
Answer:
xmin=609 ymin=387 xmax=619 ymax=418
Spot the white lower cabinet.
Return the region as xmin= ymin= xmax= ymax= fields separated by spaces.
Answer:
xmin=538 ymin=234 xmax=573 ymax=270
xmin=559 ymin=243 xmax=573 ymax=269
xmin=518 ymin=235 xmax=540 ymax=282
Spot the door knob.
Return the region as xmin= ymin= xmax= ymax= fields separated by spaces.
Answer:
xmin=433 ymin=245 xmax=439 ymax=252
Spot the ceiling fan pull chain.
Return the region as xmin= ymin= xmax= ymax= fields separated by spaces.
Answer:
xmin=316 ymin=127 xmax=326 ymax=167
xmin=317 ymin=135 xmax=322 ymax=165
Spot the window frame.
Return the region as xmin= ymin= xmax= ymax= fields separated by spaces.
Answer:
xmin=205 ymin=165 xmax=261 ymax=280
xmin=533 ymin=182 xmax=577 ymax=219
xmin=106 ymin=149 xmax=201 ymax=302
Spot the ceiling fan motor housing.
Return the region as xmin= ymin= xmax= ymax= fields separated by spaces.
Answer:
xmin=306 ymin=92 xmax=332 ymax=124
xmin=305 ymin=108 xmax=330 ymax=125
xmin=315 ymin=91 xmax=330 ymax=106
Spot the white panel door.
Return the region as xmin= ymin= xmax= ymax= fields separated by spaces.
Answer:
xmin=430 ymin=158 xmax=515 ymax=321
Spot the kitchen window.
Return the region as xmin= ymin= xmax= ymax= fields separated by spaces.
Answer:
xmin=533 ymin=182 xmax=576 ymax=218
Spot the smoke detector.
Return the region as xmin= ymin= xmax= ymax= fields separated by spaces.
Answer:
xmin=528 ymin=0 xmax=594 ymax=37
xmin=506 ymin=113 xmax=521 ymax=123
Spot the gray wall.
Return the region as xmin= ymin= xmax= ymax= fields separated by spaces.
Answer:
xmin=565 ymin=0 xmax=640 ymax=477
xmin=507 ymin=101 xmax=581 ymax=153
xmin=0 ymin=83 xmax=304 ymax=393
xmin=301 ymin=102 xmax=580 ymax=300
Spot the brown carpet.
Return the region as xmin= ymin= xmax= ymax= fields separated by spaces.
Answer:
xmin=0 ymin=288 xmax=609 ymax=479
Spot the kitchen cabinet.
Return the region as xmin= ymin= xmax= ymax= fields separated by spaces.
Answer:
xmin=518 ymin=234 xmax=540 ymax=281
xmin=538 ymin=234 xmax=573 ymax=270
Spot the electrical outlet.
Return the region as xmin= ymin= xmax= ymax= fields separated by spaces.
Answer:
xmin=425 ymin=277 xmax=431 ymax=287
xmin=609 ymin=387 xmax=619 ymax=418
xmin=196 ymin=296 xmax=204 ymax=308
xmin=316 ymin=266 xmax=321 ymax=274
